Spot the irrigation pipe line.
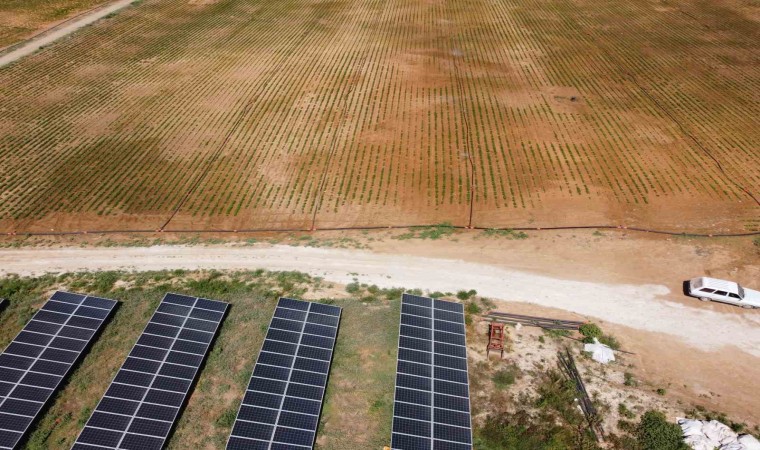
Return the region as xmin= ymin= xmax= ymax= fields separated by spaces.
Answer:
xmin=4 ymin=223 xmax=760 ymax=238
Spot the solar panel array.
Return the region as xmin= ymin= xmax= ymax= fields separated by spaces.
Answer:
xmin=227 ymin=297 xmax=342 ymax=450
xmin=72 ymin=293 xmax=228 ymax=450
xmin=391 ymin=294 xmax=472 ymax=450
xmin=0 ymin=299 xmax=7 ymax=314
xmin=0 ymin=291 xmax=117 ymax=450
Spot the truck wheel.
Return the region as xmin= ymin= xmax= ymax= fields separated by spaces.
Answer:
xmin=699 ymin=297 xmax=711 ymax=302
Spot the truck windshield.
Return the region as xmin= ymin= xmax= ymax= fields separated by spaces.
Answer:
xmin=738 ymin=285 xmax=745 ymax=299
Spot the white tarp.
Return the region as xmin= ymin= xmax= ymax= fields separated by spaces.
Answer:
xmin=583 ymin=337 xmax=615 ymax=364
xmin=678 ymin=418 xmax=760 ymax=450
xmin=739 ymin=435 xmax=760 ymax=450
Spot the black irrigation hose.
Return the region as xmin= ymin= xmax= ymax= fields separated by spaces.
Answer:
xmin=4 ymin=223 xmax=760 ymax=237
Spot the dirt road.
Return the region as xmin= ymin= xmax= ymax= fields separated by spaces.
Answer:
xmin=0 ymin=0 xmax=134 ymax=68
xmin=1 ymin=244 xmax=758 ymax=356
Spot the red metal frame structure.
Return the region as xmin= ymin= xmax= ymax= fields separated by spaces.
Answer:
xmin=487 ymin=322 xmax=505 ymax=358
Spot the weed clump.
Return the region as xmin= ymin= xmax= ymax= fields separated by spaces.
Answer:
xmin=483 ymin=228 xmax=529 ymax=239
xmin=395 ymin=223 xmax=455 ymax=240
xmin=492 ymin=365 xmax=520 ymax=389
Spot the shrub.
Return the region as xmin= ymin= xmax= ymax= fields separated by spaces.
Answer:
xmin=466 ymin=302 xmax=482 ymax=314
xmin=618 ymin=403 xmax=635 ymax=419
xmin=345 ymin=282 xmax=361 ymax=294
xmin=599 ymin=334 xmax=621 ymax=350
xmin=636 ymin=410 xmax=688 ymax=450
xmin=624 ymin=372 xmax=637 ymax=387
xmin=457 ymin=289 xmax=477 ymax=300
xmin=579 ymin=323 xmax=603 ymax=340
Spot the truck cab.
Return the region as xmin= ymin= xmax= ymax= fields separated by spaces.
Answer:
xmin=687 ymin=277 xmax=760 ymax=309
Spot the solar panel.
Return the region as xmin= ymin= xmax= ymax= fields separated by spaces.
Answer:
xmin=390 ymin=293 xmax=473 ymax=450
xmin=71 ymin=293 xmax=229 ymax=450
xmin=0 ymin=291 xmax=117 ymax=450
xmin=226 ymin=297 xmax=342 ymax=450
xmin=0 ymin=299 xmax=7 ymax=314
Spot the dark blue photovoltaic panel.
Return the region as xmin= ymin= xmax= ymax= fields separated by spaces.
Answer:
xmin=226 ymin=298 xmax=341 ymax=450
xmin=72 ymin=293 xmax=228 ymax=450
xmin=0 ymin=299 xmax=7 ymax=314
xmin=0 ymin=291 xmax=117 ymax=450
xmin=391 ymin=294 xmax=472 ymax=450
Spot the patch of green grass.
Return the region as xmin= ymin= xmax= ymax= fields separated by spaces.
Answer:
xmin=483 ymin=228 xmax=529 ymax=239
xmin=394 ymin=223 xmax=456 ymax=240
xmin=492 ymin=365 xmax=520 ymax=389
xmin=543 ymin=328 xmax=571 ymax=339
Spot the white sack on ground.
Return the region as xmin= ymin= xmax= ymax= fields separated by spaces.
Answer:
xmin=739 ymin=435 xmax=760 ymax=450
xmin=677 ymin=418 xmax=758 ymax=450
xmin=583 ymin=337 xmax=615 ymax=364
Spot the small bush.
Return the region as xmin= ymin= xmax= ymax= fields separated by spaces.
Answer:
xmin=345 ymin=282 xmax=361 ymax=294
xmin=466 ymin=302 xmax=481 ymax=314
xmin=624 ymin=372 xmax=637 ymax=387
xmin=618 ymin=403 xmax=635 ymax=419
xmin=656 ymin=388 xmax=667 ymax=396
xmin=636 ymin=410 xmax=688 ymax=450
xmin=599 ymin=334 xmax=621 ymax=350
xmin=579 ymin=323 xmax=603 ymax=340
xmin=456 ymin=289 xmax=477 ymax=300
xmin=381 ymin=287 xmax=404 ymax=300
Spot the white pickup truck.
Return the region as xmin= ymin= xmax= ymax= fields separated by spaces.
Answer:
xmin=687 ymin=277 xmax=760 ymax=309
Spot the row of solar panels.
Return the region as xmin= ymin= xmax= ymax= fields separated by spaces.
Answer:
xmin=0 ymin=292 xmax=471 ymax=450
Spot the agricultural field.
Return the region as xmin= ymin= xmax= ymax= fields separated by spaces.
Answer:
xmin=0 ymin=0 xmax=757 ymax=234
xmin=0 ymin=0 xmax=111 ymax=49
